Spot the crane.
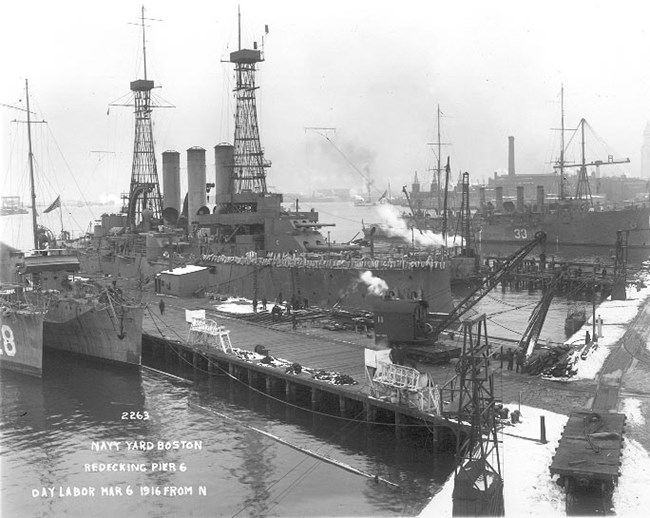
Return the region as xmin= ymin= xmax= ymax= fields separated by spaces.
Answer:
xmin=379 ymin=231 xmax=548 ymax=365
xmin=552 ymin=118 xmax=630 ymax=205
xmin=517 ymin=267 xmax=566 ymax=358
xmin=429 ymin=231 xmax=547 ymax=340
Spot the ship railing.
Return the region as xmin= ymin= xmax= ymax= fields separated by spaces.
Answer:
xmin=200 ymin=253 xmax=447 ymax=271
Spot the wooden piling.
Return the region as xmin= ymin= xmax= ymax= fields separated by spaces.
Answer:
xmin=365 ymin=402 xmax=377 ymax=423
xmin=338 ymin=395 xmax=347 ymax=417
xmin=311 ymin=388 xmax=321 ymax=411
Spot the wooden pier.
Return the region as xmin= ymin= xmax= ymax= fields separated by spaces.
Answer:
xmin=141 ymin=299 xmax=470 ymax=451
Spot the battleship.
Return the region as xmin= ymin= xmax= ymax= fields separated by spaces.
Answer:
xmin=2 ymin=80 xmax=143 ymax=370
xmin=75 ymin=10 xmax=455 ymax=315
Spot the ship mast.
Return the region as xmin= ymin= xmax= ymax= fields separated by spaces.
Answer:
xmin=427 ymin=105 xmax=449 ymax=211
xmin=25 ymin=79 xmax=39 ymax=250
xmin=123 ymin=5 xmax=163 ymax=230
xmin=575 ymin=118 xmax=592 ymax=204
xmin=436 ymin=105 xmax=442 ymax=209
xmin=559 ymin=84 xmax=564 ymax=200
xmin=230 ymin=6 xmax=270 ymax=194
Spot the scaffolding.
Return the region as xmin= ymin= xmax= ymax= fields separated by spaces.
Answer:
xmin=452 ymin=315 xmax=504 ymax=517
xmin=368 ymin=361 xmax=441 ymax=414
xmin=186 ymin=311 xmax=233 ymax=353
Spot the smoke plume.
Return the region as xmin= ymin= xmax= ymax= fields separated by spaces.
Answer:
xmin=359 ymin=270 xmax=389 ymax=296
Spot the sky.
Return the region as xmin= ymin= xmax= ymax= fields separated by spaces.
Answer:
xmin=3 ymin=0 xmax=650 ymax=205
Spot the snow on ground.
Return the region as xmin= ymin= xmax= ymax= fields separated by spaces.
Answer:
xmin=419 ymin=404 xmax=650 ymax=517
xmin=419 ymin=405 xmax=566 ymax=517
xmin=212 ymin=296 xmax=258 ymax=315
xmin=613 ymin=438 xmax=650 ymax=517
xmin=565 ymin=276 xmax=650 ymax=381
xmin=621 ymin=398 xmax=646 ymax=427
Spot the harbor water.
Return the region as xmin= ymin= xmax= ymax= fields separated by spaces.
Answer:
xmin=0 ymin=200 xmax=610 ymax=517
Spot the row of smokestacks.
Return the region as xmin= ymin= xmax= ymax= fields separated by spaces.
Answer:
xmin=478 ymin=184 xmax=546 ymax=213
xmin=161 ymin=144 xmax=235 ymax=224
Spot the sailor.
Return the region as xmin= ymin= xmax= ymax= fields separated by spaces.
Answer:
xmin=159 ymin=298 xmax=165 ymax=315
xmin=585 ymin=330 xmax=591 ymax=344
xmin=506 ymin=349 xmax=514 ymax=371
xmin=252 ymin=298 xmax=258 ymax=313
xmin=262 ymin=296 xmax=268 ymax=311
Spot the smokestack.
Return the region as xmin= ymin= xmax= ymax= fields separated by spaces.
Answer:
xmin=496 ymin=186 xmax=503 ymax=211
xmin=162 ymin=150 xmax=181 ymax=221
xmin=214 ymin=143 xmax=234 ymax=211
xmin=508 ymin=136 xmax=515 ymax=177
xmin=516 ymin=185 xmax=524 ymax=212
xmin=187 ymin=147 xmax=207 ymax=225
xmin=479 ymin=187 xmax=486 ymax=214
xmin=537 ymin=185 xmax=545 ymax=213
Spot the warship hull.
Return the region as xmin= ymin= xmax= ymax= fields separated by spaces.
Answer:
xmin=474 ymin=206 xmax=650 ymax=264
xmin=200 ymin=258 xmax=455 ymax=313
xmin=44 ymin=299 xmax=143 ymax=365
xmin=0 ymin=308 xmax=44 ymax=377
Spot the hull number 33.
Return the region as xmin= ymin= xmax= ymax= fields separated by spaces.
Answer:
xmin=1 ymin=324 xmax=17 ymax=356
xmin=514 ymin=228 xmax=528 ymax=240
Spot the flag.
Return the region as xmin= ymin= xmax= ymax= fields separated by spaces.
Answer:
xmin=43 ymin=195 xmax=61 ymax=214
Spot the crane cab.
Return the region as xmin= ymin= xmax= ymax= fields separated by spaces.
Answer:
xmin=373 ymin=298 xmax=431 ymax=345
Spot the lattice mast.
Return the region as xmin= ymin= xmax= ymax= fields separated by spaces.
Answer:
xmin=229 ymin=6 xmax=270 ymax=194
xmin=124 ymin=5 xmax=163 ymax=229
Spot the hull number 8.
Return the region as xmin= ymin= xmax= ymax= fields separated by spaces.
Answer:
xmin=1 ymin=324 xmax=17 ymax=357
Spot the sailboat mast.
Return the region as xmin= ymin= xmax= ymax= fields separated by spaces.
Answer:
xmin=25 ymin=79 xmax=39 ymax=250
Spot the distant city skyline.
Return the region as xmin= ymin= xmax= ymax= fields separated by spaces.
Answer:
xmin=3 ymin=0 xmax=650 ymax=207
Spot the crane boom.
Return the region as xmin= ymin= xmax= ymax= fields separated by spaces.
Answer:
xmin=430 ymin=231 xmax=547 ymax=339
xmin=553 ymin=158 xmax=630 ymax=170
xmin=517 ymin=267 xmax=565 ymax=358
xmin=402 ymin=185 xmax=423 ymax=234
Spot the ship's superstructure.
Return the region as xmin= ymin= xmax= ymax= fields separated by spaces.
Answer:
xmin=77 ymin=10 xmax=454 ymax=314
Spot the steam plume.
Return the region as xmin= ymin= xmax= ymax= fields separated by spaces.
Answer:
xmin=359 ymin=270 xmax=389 ymax=296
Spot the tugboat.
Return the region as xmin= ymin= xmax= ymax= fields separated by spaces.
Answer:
xmin=564 ymin=306 xmax=586 ymax=336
